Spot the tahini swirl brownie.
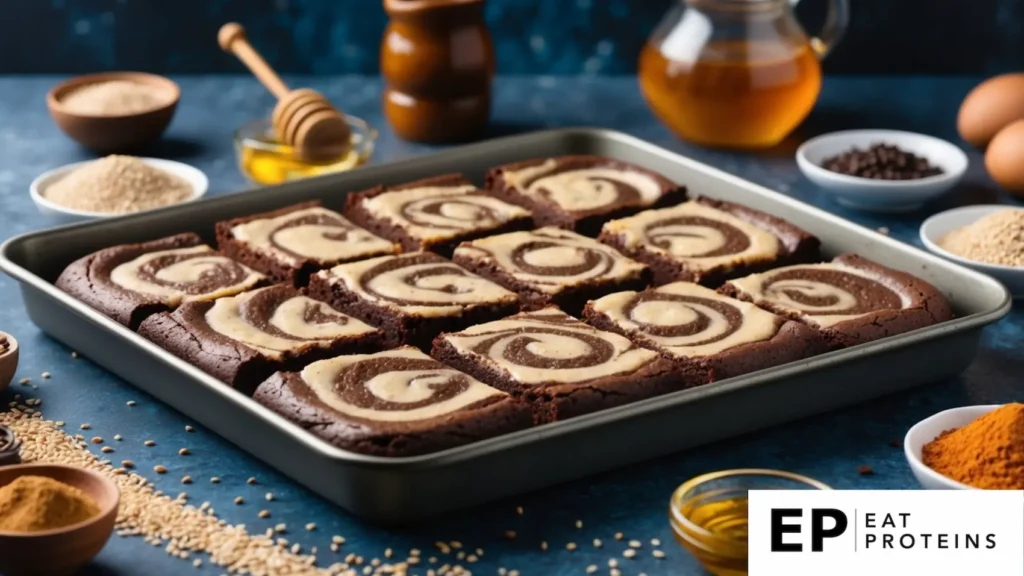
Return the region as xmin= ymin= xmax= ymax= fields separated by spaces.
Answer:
xmin=307 ymin=252 xmax=521 ymax=350
xmin=216 ymin=201 xmax=399 ymax=286
xmin=253 ymin=347 xmax=532 ymax=456
xmin=431 ymin=307 xmax=690 ymax=422
xmin=344 ymin=174 xmax=533 ymax=257
xmin=452 ymin=227 xmax=650 ymax=316
xmin=583 ymin=281 xmax=828 ymax=382
xmin=486 ymin=155 xmax=686 ymax=236
xmin=56 ymin=233 xmax=265 ymax=329
xmin=720 ymin=254 xmax=954 ymax=348
xmin=138 ymin=284 xmax=383 ymax=393
xmin=598 ymin=196 xmax=820 ymax=286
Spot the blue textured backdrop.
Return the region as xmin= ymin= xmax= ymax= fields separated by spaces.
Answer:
xmin=3 ymin=0 xmax=1023 ymax=75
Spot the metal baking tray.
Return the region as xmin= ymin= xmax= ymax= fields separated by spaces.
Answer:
xmin=1 ymin=129 xmax=1011 ymax=523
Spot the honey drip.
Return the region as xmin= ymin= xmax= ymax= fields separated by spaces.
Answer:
xmin=640 ymin=40 xmax=821 ymax=149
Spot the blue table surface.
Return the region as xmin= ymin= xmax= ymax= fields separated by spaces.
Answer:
xmin=0 ymin=75 xmax=1021 ymax=576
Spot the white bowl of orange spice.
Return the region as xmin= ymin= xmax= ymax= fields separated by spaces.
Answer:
xmin=31 ymin=155 xmax=208 ymax=223
xmin=920 ymin=204 xmax=1024 ymax=298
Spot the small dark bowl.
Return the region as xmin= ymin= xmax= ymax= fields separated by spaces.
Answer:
xmin=47 ymin=72 xmax=180 ymax=153
xmin=0 ymin=464 xmax=120 ymax=576
xmin=0 ymin=427 xmax=20 ymax=466
xmin=0 ymin=331 xmax=17 ymax=394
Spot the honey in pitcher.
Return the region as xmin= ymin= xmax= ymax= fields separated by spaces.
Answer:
xmin=639 ymin=40 xmax=821 ymax=149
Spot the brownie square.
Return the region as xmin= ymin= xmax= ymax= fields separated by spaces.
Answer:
xmin=431 ymin=307 xmax=692 ymax=423
xmin=55 ymin=233 xmax=265 ymax=330
xmin=307 ymin=252 xmax=521 ymax=351
xmin=583 ymin=281 xmax=828 ymax=382
xmin=253 ymin=346 xmax=533 ymax=456
xmin=719 ymin=253 xmax=955 ymax=348
xmin=485 ymin=155 xmax=686 ymax=236
xmin=452 ymin=227 xmax=650 ymax=316
xmin=343 ymin=174 xmax=534 ymax=257
xmin=216 ymin=201 xmax=400 ymax=286
xmin=598 ymin=196 xmax=820 ymax=286
xmin=138 ymin=284 xmax=383 ymax=393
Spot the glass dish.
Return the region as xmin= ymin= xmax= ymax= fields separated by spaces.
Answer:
xmin=669 ymin=469 xmax=830 ymax=575
xmin=233 ymin=116 xmax=377 ymax=186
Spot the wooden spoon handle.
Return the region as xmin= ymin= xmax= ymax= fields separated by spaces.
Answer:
xmin=218 ymin=22 xmax=290 ymax=100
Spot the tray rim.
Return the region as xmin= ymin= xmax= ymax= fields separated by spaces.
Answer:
xmin=0 ymin=127 xmax=1013 ymax=469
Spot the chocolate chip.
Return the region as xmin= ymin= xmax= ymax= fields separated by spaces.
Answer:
xmin=821 ymin=143 xmax=943 ymax=180
xmin=857 ymin=465 xmax=874 ymax=475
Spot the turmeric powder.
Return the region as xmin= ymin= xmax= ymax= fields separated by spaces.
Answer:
xmin=0 ymin=475 xmax=101 ymax=532
xmin=922 ymin=403 xmax=1024 ymax=489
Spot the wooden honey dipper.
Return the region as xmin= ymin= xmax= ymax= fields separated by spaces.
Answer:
xmin=218 ymin=22 xmax=351 ymax=161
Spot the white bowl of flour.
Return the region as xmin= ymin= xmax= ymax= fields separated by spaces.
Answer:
xmin=31 ymin=156 xmax=208 ymax=223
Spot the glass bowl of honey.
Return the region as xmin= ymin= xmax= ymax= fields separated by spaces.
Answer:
xmin=233 ymin=115 xmax=376 ymax=186
xmin=669 ymin=469 xmax=830 ymax=575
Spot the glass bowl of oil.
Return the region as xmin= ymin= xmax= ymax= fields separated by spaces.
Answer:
xmin=233 ymin=116 xmax=377 ymax=186
xmin=669 ymin=469 xmax=830 ymax=575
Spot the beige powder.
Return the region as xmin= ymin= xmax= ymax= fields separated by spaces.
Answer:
xmin=61 ymin=81 xmax=171 ymax=116
xmin=939 ymin=208 xmax=1024 ymax=267
xmin=44 ymin=155 xmax=194 ymax=214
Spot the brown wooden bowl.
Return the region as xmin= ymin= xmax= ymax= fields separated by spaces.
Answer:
xmin=47 ymin=72 xmax=180 ymax=153
xmin=0 ymin=464 xmax=119 ymax=576
xmin=0 ymin=331 xmax=17 ymax=395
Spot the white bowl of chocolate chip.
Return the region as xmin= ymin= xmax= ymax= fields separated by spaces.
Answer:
xmin=796 ymin=129 xmax=968 ymax=213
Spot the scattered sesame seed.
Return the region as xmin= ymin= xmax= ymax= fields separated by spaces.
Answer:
xmin=178 ymin=448 xmax=190 ymax=456
xmin=456 ymin=551 xmax=465 ymax=560
xmin=566 ymin=542 xmax=577 ymax=551
xmin=650 ymin=538 xmax=661 ymax=546
xmin=258 ymin=510 xmax=270 ymax=519
xmin=608 ymin=559 xmax=619 ymax=568
xmin=234 ymin=497 xmax=244 ymax=505
xmin=333 ymin=536 xmax=346 ymax=544
xmin=185 ymin=425 xmax=194 ymax=432
xmin=71 ymin=351 xmax=79 ymax=359
xmin=466 ymin=554 xmax=478 ymax=563
xmin=55 ymin=420 xmax=65 ymax=427
xmin=330 ymin=543 xmax=339 ymax=553
xmin=154 ymin=465 xmax=167 ymax=474
xmin=628 ymin=539 xmax=642 ymax=548
xmin=515 ymin=505 xmax=524 ymax=515
xmin=623 ymin=549 xmax=637 ymax=559
xmin=18 ymin=378 xmax=29 ymax=385
xmin=450 ymin=541 xmax=462 ymax=549
xmin=504 ymin=530 xmax=516 ymax=539
xmin=652 ymin=550 xmax=666 ymax=559
xmin=305 ymin=523 xmax=316 ymax=532
xmin=498 ymin=569 xmax=507 ymax=576
xmin=384 ymin=548 xmax=393 ymax=558
xmin=476 ymin=548 xmax=483 ymax=556
xmin=41 ymin=372 xmax=51 ymax=379
xmin=540 ymin=541 xmax=548 ymax=551
xmin=113 ymin=434 xmax=122 ymax=441
xmin=192 ymin=559 xmax=201 ymax=568
xmin=101 ymin=446 xmax=113 ymax=453
xmin=80 ymin=424 xmax=91 ymax=430
xmin=247 ymin=477 xmax=257 ymax=485
xmin=275 ymin=523 xmax=287 ymax=533
xmin=593 ymin=538 xmax=602 ymax=548
xmin=509 ymin=570 xmax=520 ymax=576
xmin=610 ymin=569 xmax=621 ymax=576
xmin=290 ymin=543 xmax=301 ymax=554
xmin=586 ymin=566 xmax=598 ymax=574
xmin=265 ymin=492 xmax=274 ymax=501
xmin=614 ymin=532 xmax=624 ymax=541
xmin=122 ymin=460 xmax=134 ymax=468
xmin=126 ymin=400 xmax=136 ymax=406
xmin=182 ymin=476 xmax=192 ymax=484
xmin=144 ymin=440 xmax=155 ymax=447
xmin=91 ymin=437 xmax=103 ymax=444
xmin=575 ymin=519 xmax=582 ymax=529
xmin=211 ymin=477 xmax=221 ymax=484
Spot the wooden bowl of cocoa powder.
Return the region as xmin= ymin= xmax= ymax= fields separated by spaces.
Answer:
xmin=47 ymin=72 xmax=180 ymax=153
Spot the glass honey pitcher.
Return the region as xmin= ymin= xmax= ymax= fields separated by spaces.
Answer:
xmin=639 ymin=0 xmax=849 ymax=149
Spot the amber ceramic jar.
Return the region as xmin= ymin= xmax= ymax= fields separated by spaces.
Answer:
xmin=381 ymin=0 xmax=494 ymax=143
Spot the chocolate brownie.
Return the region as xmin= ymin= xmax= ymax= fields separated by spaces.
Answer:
xmin=485 ymin=155 xmax=686 ymax=236
xmin=216 ymin=201 xmax=399 ymax=286
xmin=452 ymin=227 xmax=651 ymax=316
xmin=431 ymin=307 xmax=693 ymax=423
xmin=598 ymin=196 xmax=820 ymax=286
xmin=138 ymin=284 xmax=383 ymax=393
xmin=307 ymin=252 xmax=521 ymax=351
xmin=719 ymin=254 xmax=955 ymax=348
xmin=343 ymin=174 xmax=534 ymax=257
xmin=583 ymin=281 xmax=828 ymax=382
xmin=253 ymin=347 xmax=533 ymax=456
xmin=55 ymin=233 xmax=265 ymax=330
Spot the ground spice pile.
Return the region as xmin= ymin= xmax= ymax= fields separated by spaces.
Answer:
xmin=61 ymin=80 xmax=171 ymax=116
xmin=922 ymin=403 xmax=1024 ymax=489
xmin=44 ymin=155 xmax=194 ymax=215
xmin=939 ymin=208 xmax=1024 ymax=268
xmin=0 ymin=475 xmax=101 ymax=532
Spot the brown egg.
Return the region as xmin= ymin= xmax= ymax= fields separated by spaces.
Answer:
xmin=957 ymin=73 xmax=1024 ymax=147
xmin=985 ymin=119 xmax=1024 ymax=197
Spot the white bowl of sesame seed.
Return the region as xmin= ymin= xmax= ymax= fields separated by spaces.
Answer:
xmin=920 ymin=204 xmax=1024 ymax=298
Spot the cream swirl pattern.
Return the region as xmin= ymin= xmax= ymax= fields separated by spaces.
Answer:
xmin=361 ymin=186 xmax=530 ymax=241
xmin=301 ymin=347 xmax=505 ymax=422
xmin=110 ymin=245 xmax=264 ymax=305
xmin=502 ymin=159 xmax=665 ymax=213
xmin=728 ymin=263 xmax=910 ymax=327
xmin=230 ymin=206 xmax=396 ymax=264
xmin=319 ymin=252 xmax=518 ymax=317
xmin=590 ymin=282 xmax=781 ymax=358
xmin=441 ymin=308 xmax=657 ymax=384
xmin=602 ymin=202 xmax=781 ymax=270
xmin=203 ymin=285 xmax=376 ymax=359
xmin=453 ymin=227 xmax=647 ymax=294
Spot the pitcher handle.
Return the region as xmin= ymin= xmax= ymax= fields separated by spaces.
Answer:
xmin=790 ymin=0 xmax=849 ymax=59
